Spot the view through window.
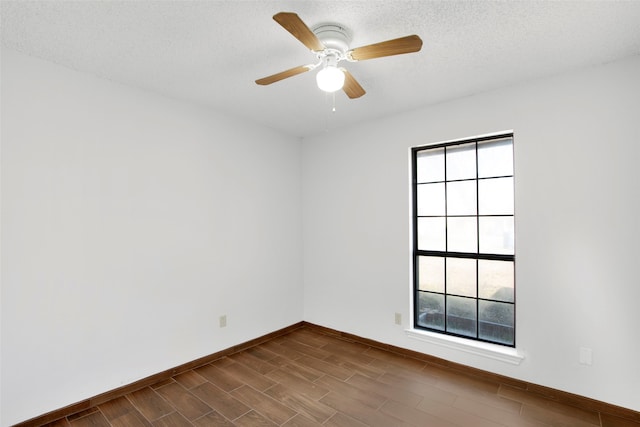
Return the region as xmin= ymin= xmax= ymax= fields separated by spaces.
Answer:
xmin=412 ymin=133 xmax=515 ymax=346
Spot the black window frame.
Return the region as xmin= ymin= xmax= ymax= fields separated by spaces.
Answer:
xmin=411 ymin=133 xmax=516 ymax=347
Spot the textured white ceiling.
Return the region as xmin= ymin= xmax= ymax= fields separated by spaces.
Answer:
xmin=2 ymin=1 xmax=640 ymax=137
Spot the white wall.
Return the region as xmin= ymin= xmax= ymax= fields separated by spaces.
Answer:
xmin=302 ymin=55 xmax=640 ymax=411
xmin=0 ymin=49 xmax=303 ymax=426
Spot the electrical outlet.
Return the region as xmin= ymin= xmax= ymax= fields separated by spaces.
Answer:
xmin=579 ymin=347 xmax=592 ymax=366
xmin=394 ymin=312 xmax=402 ymax=325
xmin=219 ymin=315 xmax=227 ymax=328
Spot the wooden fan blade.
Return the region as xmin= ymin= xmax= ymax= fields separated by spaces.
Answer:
xmin=342 ymin=69 xmax=366 ymax=99
xmin=349 ymin=35 xmax=423 ymax=61
xmin=273 ymin=12 xmax=325 ymax=52
xmin=255 ymin=65 xmax=312 ymax=85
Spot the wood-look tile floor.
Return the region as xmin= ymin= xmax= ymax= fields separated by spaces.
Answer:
xmin=42 ymin=327 xmax=637 ymax=427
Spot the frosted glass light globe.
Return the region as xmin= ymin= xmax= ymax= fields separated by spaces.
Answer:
xmin=316 ymin=66 xmax=345 ymax=93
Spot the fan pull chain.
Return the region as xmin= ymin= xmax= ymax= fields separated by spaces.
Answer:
xmin=323 ymin=91 xmax=338 ymax=133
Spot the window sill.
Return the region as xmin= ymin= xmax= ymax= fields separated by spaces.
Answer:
xmin=405 ymin=328 xmax=525 ymax=365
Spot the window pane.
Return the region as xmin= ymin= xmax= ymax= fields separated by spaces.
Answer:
xmin=479 ymin=301 xmax=514 ymax=345
xmin=479 ymin=260 xmax=514 ymax=302
xmin=417 ymin=183 xmax=445 ymax=216
xmin=418 ymin=256 xmax=444 ymax=292
xmin=413 ymin=134 xmax=515 ymax=347
xmin=416 ymin=148 xmax=444 ymax=183
xmin=446 ymin=257 xmax=476 ymax=297
xmin=417 ymin=292 xmax=444 ymax=330
xmin=479 ymin=216 xmax=514 ymax=255
xmin=447 ymin=217 xmax=477 ymax=253
xmin=417 ymin=217 xmax=446 ymax=251
xmin=478 ymin=177 xmax=514 ymax=215
xmin=478 ymin=138 xmax=513 ymax=178
xmin=446 ymin=296 xmax=477 ymax=338
xmin=447 ymin=180 xmax=476 ymax=215
xmin=446 ymin=143 xmax=476 ymax=181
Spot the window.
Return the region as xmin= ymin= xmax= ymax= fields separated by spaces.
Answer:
xmin=412 ymin=133 xmax=515 ymax=346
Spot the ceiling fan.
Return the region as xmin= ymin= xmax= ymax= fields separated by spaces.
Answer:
xmin=255 ymin=12 xmax=423 ymax=99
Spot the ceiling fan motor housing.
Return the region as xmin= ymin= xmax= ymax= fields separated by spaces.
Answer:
xmin=313 ymin=23 xmax=351 ymax=57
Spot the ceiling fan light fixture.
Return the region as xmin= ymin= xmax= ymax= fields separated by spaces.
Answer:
xmin=316 ymin=64 xmax=345 ymax=92
xmin=257 ymin=12 xmax=423 ymax=100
